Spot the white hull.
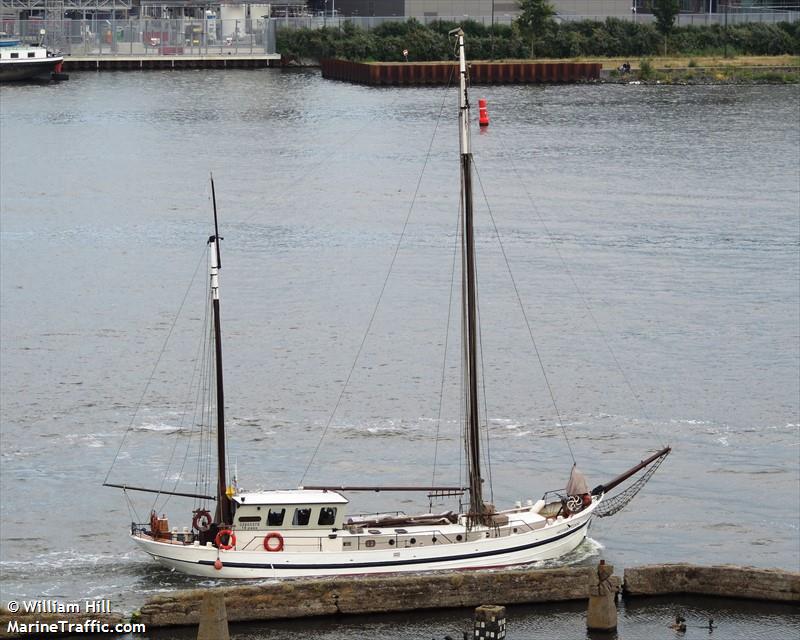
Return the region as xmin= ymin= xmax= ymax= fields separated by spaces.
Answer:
xmin=0 ymin=42 xmax=62 ymax=82
xmin=133 ymin=503 xmax=597 ymax=579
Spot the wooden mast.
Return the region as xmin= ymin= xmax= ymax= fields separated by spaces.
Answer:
xmin=454 ymin=29 xmax=485 ymax=525
xmin=209 ymin=174 xmax=232 ymax=525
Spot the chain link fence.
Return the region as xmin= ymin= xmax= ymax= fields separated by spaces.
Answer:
xmin=2 ymin=17 xmax=277 ymax=56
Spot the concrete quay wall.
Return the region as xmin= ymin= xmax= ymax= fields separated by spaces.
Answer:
xmin=137 ymin=566 xmax=607 ymax=628
xmin=624 ymin=563 xmax=800 ymax=602
xmin=2 ymin=564 xmax=797 ymax=636
xmin=62 ymin=54 xmax=281 ymax=71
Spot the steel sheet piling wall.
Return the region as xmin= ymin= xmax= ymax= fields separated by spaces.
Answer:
xmin=320 ymin=59 xmax=601 ymax=85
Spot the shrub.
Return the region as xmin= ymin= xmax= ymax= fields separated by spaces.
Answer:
xmin=278 ymin=19 xmax=800 ymax=62
xmin=639 ymin=58 xmax=655 ymax=80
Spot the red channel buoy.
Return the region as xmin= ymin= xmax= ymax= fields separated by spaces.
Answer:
xmin=478 ymin=99 xmax=489 ymax=127
xmin=214 ymin=558 xmax=223 ymax=570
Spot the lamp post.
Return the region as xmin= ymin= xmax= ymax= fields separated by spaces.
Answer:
xmin=491 ymin=0 xmax=495 ymax=60
xmin=724 ymin=1 xmax=729 ymax=57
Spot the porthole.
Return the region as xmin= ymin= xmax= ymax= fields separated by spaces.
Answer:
xmin=410 ymin=538 xmax=416 ymax=545
xmin=456 ymin=534 xmax=463 ymax=541
xmin=513 ymin=528 xmax=518 ymax=533
xmin=389 ymin=539 xmax=395 ymax=546
xmin=365 ymin=539 xmax=376 ymax=548
xmin=431 ymin=537 xmax=437 ymax=543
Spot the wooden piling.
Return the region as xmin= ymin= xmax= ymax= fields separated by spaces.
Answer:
xmin=474 ymin=604 xmax=507 ymax=640
xmin=587 ymin=560 xmax=618 ymax=631
xmin=196 ymin=590 xmax=229 ymax=640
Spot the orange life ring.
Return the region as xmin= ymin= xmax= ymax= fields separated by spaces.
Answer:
xmin=215 ymin=529 xmax=236 ymax=550
xmin=263 ymin=532 xmax=284 ymax=552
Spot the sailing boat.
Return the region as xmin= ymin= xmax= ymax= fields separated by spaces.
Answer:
xmin=107 ymin=30 xmax=670 ymax=579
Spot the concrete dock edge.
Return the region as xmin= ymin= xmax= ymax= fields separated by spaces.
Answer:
xmin=137 ymin=566 xmax=606 ymax=628
xmin=623 ymin=564 xmax=800 ymax=602
xmin=2 ymin=563 xmax=796 ymax=636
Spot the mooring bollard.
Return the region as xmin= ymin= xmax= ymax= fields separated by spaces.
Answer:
xmin=197 ymin=590 xmax=230 ymax=640
xmin=474 ymin=604 xmax=506 ymax=639
xmin=587 ymin=560 xmax=617 ymax=631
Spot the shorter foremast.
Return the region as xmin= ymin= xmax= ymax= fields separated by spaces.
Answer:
xmin=209 ymin=175 xmax=233 ymax=525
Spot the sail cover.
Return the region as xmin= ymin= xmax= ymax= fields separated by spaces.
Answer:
xmin=566 ymin=464 xmax=589 ymax=495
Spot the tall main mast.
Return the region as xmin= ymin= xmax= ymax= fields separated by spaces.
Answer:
xmin=454 ymin=29 xmax=485 ymax=524
xmin=209 ymin=175 xmax=232 ymax=525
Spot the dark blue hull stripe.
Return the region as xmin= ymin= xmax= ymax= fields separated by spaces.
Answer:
xmin=155 ymin=519 xmax=590 ymax=571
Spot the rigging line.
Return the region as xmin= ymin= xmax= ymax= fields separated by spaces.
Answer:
xmin=203 ymin=312 xmax=215 ymax=497
xmin=103 ymin=246 xmax=208 ymax=486
xmin=153 ymin=282 xmax=211 ymax=513
xmin=124 ymin=489 xmax=142 ymax=525
xmin=298 ymin=65 xmax=457 ymax=485
xmin=458 ymin=186 xmax=468 ymax=504
xmin=471 ymin=160 xmax=576 ymax=464
xmin=239 ymin=77 xmax=422 ymax=226
xmin=472 ymin=259 xmax=495 ymax=505
xmin=193 ymin=287 xmax=213 ymax=500
xmin=493 ymin=139 xmax=666 ymax=449
xmin=159 ymin=278 xmax=214 ymax=513
xmin=431 ymin=203 xmax=463 ymax=488
xmin=194 ymin=287 xmax=215 ymax=508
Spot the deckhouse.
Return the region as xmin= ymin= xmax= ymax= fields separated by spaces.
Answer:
xmin=232 ymin=489 xmax=348 ymax=532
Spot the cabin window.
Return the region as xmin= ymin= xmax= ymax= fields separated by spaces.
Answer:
xmin=267 ymin=508 xmax=285 ymax=526
xmin=292 ymin=508 xmax=311 ymax=526
xmin=365 ymin=539 xmax=376 ymax=548
xmin=28 ymin=52 xmax=36 ymax=58
xmin=11 ymin=53 xmax=19 ymax=58
xmin=318 ymin=507 xmax=337 ymax=526
xmin=237 ymin=516 xmax=261 ymax=523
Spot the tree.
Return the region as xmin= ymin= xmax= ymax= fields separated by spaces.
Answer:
xmin=652 ymin=0 xmax=680 ymax=54
xmin=516 ymin=0 xmax=556 ymax=59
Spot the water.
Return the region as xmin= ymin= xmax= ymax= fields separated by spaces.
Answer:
xmin=143 ymin=597 xmax=799 ymax=640
xmin=1 ymin=71 xmax=798 ymax=637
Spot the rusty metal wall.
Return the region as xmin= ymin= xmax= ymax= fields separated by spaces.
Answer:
xmin=320 ymin=59 xmax=602 ymax=85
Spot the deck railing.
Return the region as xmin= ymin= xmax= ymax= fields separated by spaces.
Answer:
xmin=133 ymin=514 xmax=554 ymax=552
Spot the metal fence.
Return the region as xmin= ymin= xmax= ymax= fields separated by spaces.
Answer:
xmin=3 ymin=17 xmax=277 ymax=56
xmin=559 ymin=10 xmax=800 ymax=24
xmin=3 ymin=10 xmax=796 ymax=57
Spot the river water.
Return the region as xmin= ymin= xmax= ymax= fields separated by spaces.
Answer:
xmin=1 ymin=70 xmax=798 ymax=638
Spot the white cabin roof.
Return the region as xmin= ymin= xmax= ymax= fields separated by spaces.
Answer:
xmin=232 ymin=489 xmax=349 ymax=506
